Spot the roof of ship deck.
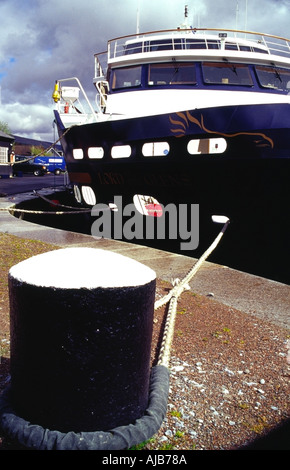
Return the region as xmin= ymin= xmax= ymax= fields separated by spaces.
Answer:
xmin=104 ymin=28 xmax=290 ymax=69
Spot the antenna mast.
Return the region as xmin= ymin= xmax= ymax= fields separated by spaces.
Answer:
xmin=185 ymin=4 xmax=189 ymax=26
xmin=180 ymin=4 xmax=190 ymax=29
xmin=236 ymin=1 xmax=239 ymax=29
xmin=136 ymin=0 xmax=140 ymax=35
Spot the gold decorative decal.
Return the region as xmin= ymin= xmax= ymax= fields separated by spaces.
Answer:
xmin=169 ymin=111 xmax=274 ymax=148
xmin=169 ymin=113 xmax=190 ymax=138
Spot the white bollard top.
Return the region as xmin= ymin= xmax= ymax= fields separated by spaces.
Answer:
xmin=9 ymin=247 xmax=156 ymax=289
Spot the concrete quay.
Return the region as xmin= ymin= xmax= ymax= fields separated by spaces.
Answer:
xmin=0 ymin=191 xmax=289 ymax=331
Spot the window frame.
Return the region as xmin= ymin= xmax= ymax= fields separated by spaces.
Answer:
xmin=111 ymin=65 xmax=143 ymax=91
xmin=255 ymin=65 xmax=290 ymax=91
xmin=148 ymin=62 xmax=197 ymax=87
xmin=142 ymin=142 xmax=170 ymax=157
xmin=202 ymin=62 xmax=254 ymax=86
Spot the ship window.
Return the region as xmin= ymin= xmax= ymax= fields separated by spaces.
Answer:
xmin=142 ymin=142 xmax=170 ymax=157
xmin=206 ymin=40 xmax=221 ymax=49
xmin=73 ymin=148 xmax=84 ymax=159
xmin=133 ymin=194 xmax=163 ymax=217
xmin=185 ymin=38 xmax=207 ymax=49
xmin=73 ymin=185 xmax=82 ymax=204
xmin=88 ymin=147 xmax=104 ymax=159
xmin=253 ymin=47 xmax=268 ymax=54
xmin=255 ymin=65 xmax=290 ymax=91
xmin=225 ymin=42 xmax=239 ymax=50
xmin=81 ymin=186 xmax=97 ymax=206
xmin=111 ymin=66 xmax=142 ymax=90
xmin=111 ymin=145 xmax=132 ymax=159
xmin=239 ymin=45 xmax=251 ymax=52
xmin=124 ymin=42 xmax=143 ymax=55
xmin=173 ymin=38 xmax=183 ymax=50
xmin=148 ymin=63 xmax=196 ymax=86
xmin=149 ymin=39 xmax=173 ymax=51
xmin=187 ymin=138 xmax=227 ymax=155
xmin=202 ymin=62 xmax=253 ymax=85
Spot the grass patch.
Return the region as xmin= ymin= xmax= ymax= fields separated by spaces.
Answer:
xmin=0 ymin=232 xmax=58 ymax=345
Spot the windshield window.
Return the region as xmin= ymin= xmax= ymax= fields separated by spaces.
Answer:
xmin=255 ymin=65 xmax=290 ymax=91
xmin=148 ymin=63 xmax=196 ymax=86
xmin=202 ymin=62 xmax=253 ymax=85
xmin=111 ymin=66 xmax=142 ymax=90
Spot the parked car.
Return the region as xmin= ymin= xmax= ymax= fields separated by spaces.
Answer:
xmin=34 ymin=156 xmax=66 ymax=175
xmin=12 ymin=155 xmax=48 ymax=176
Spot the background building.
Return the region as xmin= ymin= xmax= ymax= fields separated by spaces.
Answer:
xmin=0 ymin=131 xmax=14 ymax=177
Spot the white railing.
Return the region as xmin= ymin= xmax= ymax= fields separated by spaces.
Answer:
xmin=55 ymin=77 xmax=100 ymax=118
xmin=100 ymin=28 xmax=290 ymax=62
xmin=94 ymin=52 xmax=107 ymax=79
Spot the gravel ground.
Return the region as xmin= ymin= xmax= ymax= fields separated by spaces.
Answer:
xmin=0 ymin=234 xmax=289 ymax=450
xmin=143 ymin=282 xmax=290 ymax=450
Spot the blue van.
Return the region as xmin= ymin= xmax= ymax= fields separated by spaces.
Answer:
xmin=34 ymin=156 xmax=66 ymax=175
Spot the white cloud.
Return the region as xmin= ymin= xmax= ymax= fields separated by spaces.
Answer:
xmin=0 ymin=102 xmax=55 ymax=140
xmin=0 ymin=0 xmax=289 ymax=140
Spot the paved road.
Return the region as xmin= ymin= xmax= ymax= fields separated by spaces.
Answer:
xmin=0 ymin=174 xmax=67 ymax=196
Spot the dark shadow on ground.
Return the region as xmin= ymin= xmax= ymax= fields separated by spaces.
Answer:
xmin=239 ymin=418 xmax=290 ymax=450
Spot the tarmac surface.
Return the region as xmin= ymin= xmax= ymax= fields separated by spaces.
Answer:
xmin=0 ymin=188 xmax=289 ymax=331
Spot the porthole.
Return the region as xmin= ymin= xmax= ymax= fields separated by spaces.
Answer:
xmin=133 ymin=194 xmax=163 ymax=217
xmin=81 ymin=186 xmax=97 ymax=206
xmin=142 ymin=142 xmax=170 ymax=157
xmin=73 ymin=148 xmax=84 ymax=160
xmin=73 ymin=185 xmax=82 ymax=204
xmin=111 ymin=145 xmax=131 ymax=159
xmin=88 ymin=147 xmax=104 ymax=159
xmin=187 ymin=138 xmax=227 ymax=155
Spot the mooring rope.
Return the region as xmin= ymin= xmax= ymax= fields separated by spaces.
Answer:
xmin=157 ymin=295 xmax=178 ymax=368
xmin=8 ymin=207 xmax=92 ymax=215
xmin=0 ymin=193 xmax=113 ymax=215
xmin=0 ymin=197 xmax=113 ymax=216
xmin=34 ymin=192 xmax=89 ymax=211
xmin=156 ymin=217 xmax=230 ymax=367
xmin=9 ymin=126 xmax=74 ymax=166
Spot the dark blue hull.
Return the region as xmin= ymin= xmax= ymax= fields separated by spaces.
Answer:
xmin=54 ymin=102 xmax=290 ymax=283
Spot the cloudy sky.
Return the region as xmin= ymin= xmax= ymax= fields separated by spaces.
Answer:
xmin=0 ymin=0 xmax=289 ymax=142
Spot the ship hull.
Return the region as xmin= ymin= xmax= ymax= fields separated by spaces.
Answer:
xmin=54 ymin=102 xmax=290 ymax=283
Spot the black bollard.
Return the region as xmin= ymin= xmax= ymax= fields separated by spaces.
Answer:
xmin=8 ymin=247 xmax=156 ymax=433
